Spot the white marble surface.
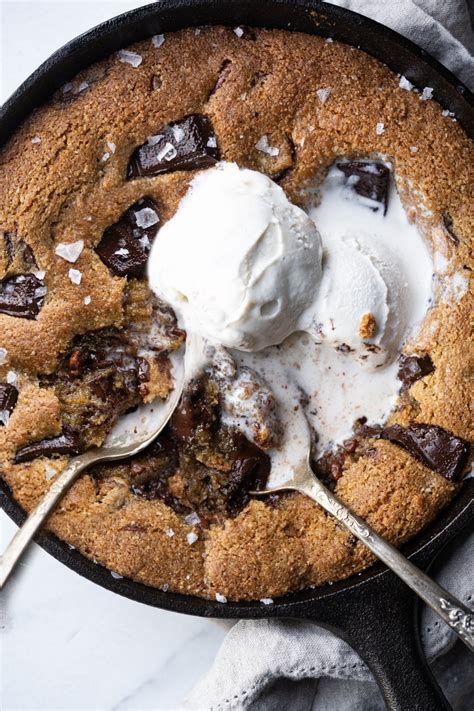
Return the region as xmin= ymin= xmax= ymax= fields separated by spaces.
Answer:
xmin=0 ymin=2 xmax=226 ymax=710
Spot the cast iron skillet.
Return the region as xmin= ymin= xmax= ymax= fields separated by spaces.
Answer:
xmin=1 ymin=2 xmax=473 ymax=708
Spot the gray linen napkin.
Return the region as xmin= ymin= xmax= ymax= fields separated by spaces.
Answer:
xmin=184 ymin=2 xmax=474 ymax=709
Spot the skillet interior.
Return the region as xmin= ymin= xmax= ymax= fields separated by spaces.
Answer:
xmin=0 ymin=0 xmax=473 ymax=617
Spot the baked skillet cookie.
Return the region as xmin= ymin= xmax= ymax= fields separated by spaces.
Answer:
xmin=0 ymin=27 xmax=472 ymax=601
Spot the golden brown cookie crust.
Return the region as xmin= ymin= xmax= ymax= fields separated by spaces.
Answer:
xmin=0 ymin=27 xmax=472 ymax=600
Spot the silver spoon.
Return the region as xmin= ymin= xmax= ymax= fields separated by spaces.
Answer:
xmin=252 ymin=445 xmax=474 ymax=651
xmin=0 ymin=333 xmax=202 ymax=589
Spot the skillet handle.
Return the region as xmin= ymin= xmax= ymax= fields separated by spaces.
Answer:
xmin=302 ymin=570 xmax=451 ymax=710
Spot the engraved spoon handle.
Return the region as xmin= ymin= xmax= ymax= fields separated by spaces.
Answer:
xmin=0 ymin=450 xmax=97 ymax=589
xmin=298 ymin=474 xmax=474 ymax=651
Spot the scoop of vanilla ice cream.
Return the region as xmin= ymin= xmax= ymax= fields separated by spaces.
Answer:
xmin=308 ymin=163 xmax=432 ymax=369
xmin=148 ymin=162 xmax=323 ymax=350
xmin=315 ymin=233 xmax=406 ymax=366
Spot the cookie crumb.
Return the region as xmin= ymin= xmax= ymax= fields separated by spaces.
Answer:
xmin=359 ymin=312 xmax=377 ymax=338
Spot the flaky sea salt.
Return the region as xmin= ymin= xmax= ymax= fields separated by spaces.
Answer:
xmin=195 ymin=28 xmax=201 ymax=35
xmin=215 ymin=593 xmax=227 ymax=603
xmin=152 ymin=34 xmax=165 ymax=48
xmin=165 ymin=528 xmax=175 ymax=538
xmin=316 ymin=88 xmax=331 ymax=104
xmin=184 ymin=512 xmax=200 ymax=526
xmin=147 ymin=134 xmax=164 ymax=146
xmin=107 ymin=141 xmax=116 ymax=153
xmin=399 ymin=76 xmax=414 ymax=91
xmin=186 ymin=532 xmax=198 ymax=545
xmin=45 ymin=464 xmax=57 ymax=480
xmin=255 ymin=135 xmax=279 ymax=157
xmin=139 ymin=236 xmax=151 ymax=250
xmin=376 ymin=122 xmax=385 ymax=135
xmin=101 ymin=152 xmax=110 ymax=162
xmin=162 ymin=583 xmax=170 ymax=592
xmin=325 ymin=37 xmax=334 ymax=43
xmin=31 ymin=136 xmax=41 ymax=145
xmin=207 ymin=136 xmax=217 ymax=149
xmin=55 ymin=240 xmax=84 ymax=263
xmin=260 ymin=598 xmax=274 ymax=605
xmin=6 ymin=371 xmax=17 ymax=385
xmin=442 ymin=109 xmax=455 ymax=118
xmin=0 ymin=410 xmax=10 ymax=426
xmin=34 ymin=270 xmax=46 ymax=280
xmin=135 ymin=207 xmax=159 ymax=229
xmin=110 ymin=571 xmax=124 ymax=579
xmin=68 ymin=268 xmax=82 ymax=285
xmin=0 ymin=348 xmax=8 ymax=365
xmin=233 ymin=26 xmax=244 ymax=38
xmin=157 ymin=142 xmax=177 ymax=161
xmin=115 ymin=248 xmax=129 ymax=257
xmin=410 ymin=146 xmax=418 ymax=154
xmin=172 ymin=125 xmax=185 ymax=143
xmin=62 ymin=82 xmax=73 ymax=94
xmin=83 ymin=295 xmax=91 ymax=305
xmin=78 ymin=81 xmax=89 ymax=93
xmin=118 ymin=49 xmax=142 ymax=67
xmin=420 ymin=87 xmax=433 ymax=101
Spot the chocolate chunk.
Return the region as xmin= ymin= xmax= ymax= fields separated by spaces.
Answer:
xmin=96 ymin=197 xmax=159 ymax=277
xmin=381 ymin=423 xmax=469 ymax=481
xmin=398 ymin=353 xmax=435 ymax=387
xmin=127 ymin=114 xmax=219 ymax=179
xmin=0 ymin=273 xmax=46 ymax=319
xmin=442 ymin=213 xmax=459 ymax=245
xmin=336 ymin=160 xmax=390 ymax=214
xmin=3 ymin=233 xmax=37 ymax=269
xmin=225 ymin=433 xmax=270 ymax=515
xmin=15 ymin=428 xmax=82 ymax=463
xmin=0 ymin=383 xmax=18 ymax=422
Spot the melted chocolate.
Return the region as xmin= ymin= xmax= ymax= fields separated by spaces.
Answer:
xmin=15 ymin=428 xmax=82 ymax=463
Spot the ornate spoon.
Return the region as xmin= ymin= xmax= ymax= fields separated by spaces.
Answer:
xmin=0 ymin=333 xmax=202 ymax=589
xmin=252 ymin=446 xmax=474 ymax=651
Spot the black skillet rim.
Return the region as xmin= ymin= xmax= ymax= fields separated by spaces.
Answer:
xmin=1 ymin=0 xmax=473 ymax=616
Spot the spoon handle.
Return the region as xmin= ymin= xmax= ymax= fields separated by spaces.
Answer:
xmin=0 ymin=451 xmax=97 ymax=589
xmin=300 ymin=477 xmax=474 ymax=651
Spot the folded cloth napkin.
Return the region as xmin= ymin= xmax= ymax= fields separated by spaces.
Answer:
xmin=184 ymin=2 xmax=473 ymax=709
